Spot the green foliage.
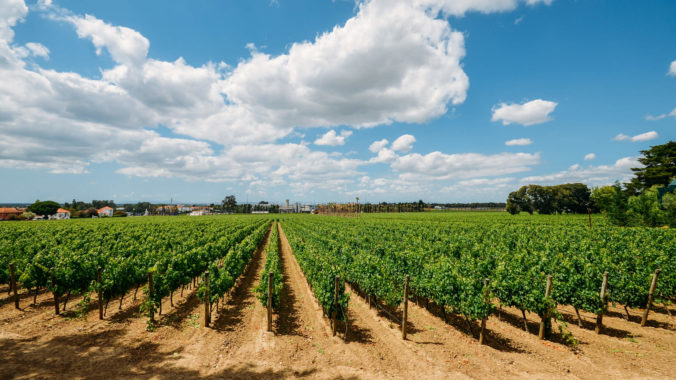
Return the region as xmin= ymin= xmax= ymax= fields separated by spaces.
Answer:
xmin=113 ymin=210 xmax=128 ymax=217
xmin=0 ymin=215 xmax=271 ymax=327
xmin=255 ymin=222 xmax=283 ymax=311
xmin=662 ymin=192 xmax=676 ymax=227
xmin=197 ymin=222 xmax=270 ymax=306
xmin=506 ymin=183 xmax=590 ymax=215
xmin=627 ymin=186 xmax=666 ymax=227
xmin=606 ymin=182 xmax=630 ymax=226
xmin=627 ymin=141 xmax=675 ymax=194
xmin=27 ymin=200 xmax=60 ymax=216
xmin=281 ymin=212 xmax=674 ymax=323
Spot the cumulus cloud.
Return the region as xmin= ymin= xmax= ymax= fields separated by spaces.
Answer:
xmin=391 ymin=151 xmax=540 ymax=180
xmin=669 ymin=60 xmax=676 ymax=76
xmin=0 ymin=0 xmax=554 ymax=197
xmin=491 ymin=99 xmax=557 ymax=126
xmin=222 ymin=0 xmax=470 ymax=131
xmin=584 ymin=153 xmax=595 ymax=161
xmin=505 ymin=138 xmax=532 ymax=146
xmin=391 ymin=134 xmax=416 ymax=152
xmin=314 ymin=130 xmax=353 ymax=146
xmin=67 ymin=14 xmax=149 ymax=66
xmin=368 ymin=139 xmax=389 ymax=153
xmin=520 ymin=157 xmax=640 ymax=186
xmin=612 ymin=131 xmax=659 ymax=142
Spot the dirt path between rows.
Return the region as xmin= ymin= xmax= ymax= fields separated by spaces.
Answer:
xmin=0 ymin=220 xmax=674 ymax=379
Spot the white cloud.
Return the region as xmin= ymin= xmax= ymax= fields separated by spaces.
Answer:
xmin=314 ymin=130 xmax=353 ymax=146
xmin=0 ymin=0 xmax=554 ymax=198
xmin=369 ymin=148 xmax=398 ymax=163
xmin=505 ymin=138 xmax=532 ymax=146
xmin=221 ymin=0 xmax=469 ymax=131
xmin=0 ymin=0 xmax=27 ymax=41
xmin=24 ymin=42 xmax=49 ymax=58
xmin=68 ymin=14 xmax=149 ymax=66
xmin=584 ymin=153 xmax=595 ymax=161
xmin=368 ymin=139 xmax=389 ymax=153
xmin=646 ymin=108 xmax=676 ymax=121
xmin=669 ymin=60 xmax=676 ymax=76
xmin=391 ymin=151 xmax=540 ymax=180
xmin=491 ymin=99 xmax=557 ymax=126
xmin=520 ymin=157 xmax=640 ymax=186
xmin=415 ymin=0 xmax=553 ymax=17
xmin=612 ymin=131 xmax=659 ymax=142
xmin=391 ymin=134 xmax=416 ymax=152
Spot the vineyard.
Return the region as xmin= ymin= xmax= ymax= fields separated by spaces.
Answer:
xmin=0 ymin=213 xmax=674 ymax=379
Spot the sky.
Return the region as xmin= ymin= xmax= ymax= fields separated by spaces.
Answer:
xmin=0 ymin=0 xmax=674 ymax=204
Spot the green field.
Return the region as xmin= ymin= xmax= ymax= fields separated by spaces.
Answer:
xmin=1 ymin=212 xmax=674 ymax=333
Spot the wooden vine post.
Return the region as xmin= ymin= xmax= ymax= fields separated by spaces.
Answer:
xmin=479 ymin=278 xmax=490 ymax=345
xmin=10 ymin=263 xmax=19 ymax=309
xmin=332 ymin=275 xmax=339 ymax=337
xmin=204 ymin=271 xmax=211 ymax=328
xmin=641 ymin=269 xmax=661 ymax=327
xmin=50 ymin=268 xmax=59 ymax=315
xmin=402 ymin=274 xmax=409 ymax=340
xmin=148 ymin=272 xmax=155 ymax=323
xmin=539 ymin=275 xmax=553 ymax=340
xmin=97 ymin=268 xmax=103 ymax=320
xmin=595 ymin=271 xmax=609 ymax=334
xmin=267 ymin=272 xmax=273 ymax=332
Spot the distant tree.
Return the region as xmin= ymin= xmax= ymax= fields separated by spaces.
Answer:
xmin=591 ymin=185 xmax=616 ymax=212
xmin=506 ymin=186 xmax=533 ymax=214
xmin=607 ymin=182 xmax=630 ymax=226
xmin=223 ymin=195 xmax=237 ymax=212
xmin=625 ymin=141 xmax=675 ymax=195
xmin=81 ymin=208 xmax=99 ymax=218
xmin=27 ymin=200 xmax=60 ymax=216
xmin=133 ymin=202 xmax=151 ymax=215
xmin=22 ymin=211 xmax=36 ymax=220
xmin=661 ymin=192 xmax=676 ymax=227
xmin=553 ymin=183 xmax=591 ymax=213
xmin=92 ymin=200 xmax=116 ymax=209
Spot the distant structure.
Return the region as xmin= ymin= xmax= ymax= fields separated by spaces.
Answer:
xmin=279 ymin=199 xmax=314 ymax=214
xmin=97 ymin=206 xmax=114 ymax=217
xmin=50 ymin=208 xmax=71 ymax=220
xmin=0 ymin=207 xmax=22 ymax=220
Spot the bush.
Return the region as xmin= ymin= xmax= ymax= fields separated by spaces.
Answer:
xmin=113 ymin=210 xmax=128 ymax=217
xmin=627 ymin=186 xmax=665 ymax=227
xmin=662 ymin=192 xmax=676 ymax=227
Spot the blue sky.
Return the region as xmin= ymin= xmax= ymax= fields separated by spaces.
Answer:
xmin=0 ymin=0 xmax=674 ymax=204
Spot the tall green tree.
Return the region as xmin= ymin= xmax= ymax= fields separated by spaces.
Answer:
xmin=626 ymin=141 xmax=675 ymax=195
xmin=26 ymin=200 xmax=60 ymax=216
xmin=222 ymin=195 xmax=237 ymax=212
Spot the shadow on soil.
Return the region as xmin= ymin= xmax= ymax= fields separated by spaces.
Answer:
xmin=276 ymin=234 xmax=305 ymax=337
xmin=0 ymin=328 xmax=356 ymax=379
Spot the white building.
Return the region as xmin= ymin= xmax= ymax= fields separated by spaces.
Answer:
xmin=49 ymin=208 xmax=71 ymax=220
xmin=97 ymin=206 xmax=114 ymax=217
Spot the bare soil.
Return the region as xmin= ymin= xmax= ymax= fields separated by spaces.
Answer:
xmin=0 ymin=223 xmax=673 ymax=379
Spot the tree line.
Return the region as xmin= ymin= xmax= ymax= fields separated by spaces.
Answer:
xmin=506 ymin=141 xmax=675 ymax=227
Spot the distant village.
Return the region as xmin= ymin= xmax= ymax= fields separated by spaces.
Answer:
xmin=0 ymin=198 xmax=318 ymax=221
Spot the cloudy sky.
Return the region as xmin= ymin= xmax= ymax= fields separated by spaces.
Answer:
xmin=0 ymin=0 xmax=674 ymax=204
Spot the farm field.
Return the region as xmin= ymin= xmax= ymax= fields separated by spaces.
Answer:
xmin=0 ymin=213 xmax=674 ymax=379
